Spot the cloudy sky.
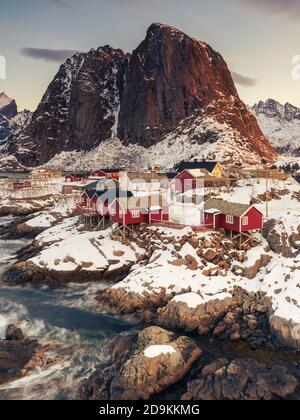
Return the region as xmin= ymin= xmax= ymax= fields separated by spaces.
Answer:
xmin=1 ymin=0 xmax=300 ymax=111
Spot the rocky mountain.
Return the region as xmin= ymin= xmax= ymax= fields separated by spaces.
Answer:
xmin=0 ymin=93 xmax=31 ymax=142
xmin=1 ymin=24 xmax=276 ymax=170
xmin=0 ymin=93 xmax=17 ymax=119
xmin=251 ymin=99 xmax=300 ymax=156
xmin=3 ymin=47 xmax=128 ymax=167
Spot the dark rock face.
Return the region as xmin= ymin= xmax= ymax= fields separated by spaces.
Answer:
xmin=6 ymin=47 xmax=129 ymax=167
xmin=0 ymin=93 xmax=17 ymax=119
xmin=118 ymin=23 xmax=275 ymax=161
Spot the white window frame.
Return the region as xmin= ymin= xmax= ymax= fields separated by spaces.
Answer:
xmin=226 ymin=215 xmax=234 ymax=225
xmin=242 ymin=216 xmax=249 ymax=226
xmin=131 ymin=210 xmax=140 ymax=219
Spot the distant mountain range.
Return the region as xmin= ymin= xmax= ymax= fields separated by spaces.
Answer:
xmin=0 ymin=24 xmax=277 ymax=171
xmin=250 ymin=99 xmax=300 ymax=157
xmin=0 ymin=93 xmax=32 ymax=143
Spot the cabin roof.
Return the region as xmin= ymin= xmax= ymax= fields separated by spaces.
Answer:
xmin=184 ymin=168 xmax=210 ymax=178
xmin=204 ymin=198 xmax=256 ymax=218
xmin=95 ymin=179 xmax=120 ymax=189
xmin=117 ymin=194 xmax=169 ymax=211
xmin=86 ymin=189 xmax=133 ymax=201
xmin=93 ymin=168 xmax=123 ymax=174
xmin=158 ymin=172 xmax=177 ymax=180
xmin=177 ymin=161 xmax=220 ymax=173
xmin=124 ymin=172 xmax=160 ymax=182
xmin=67 ymin=172 xmax=90 ymax=178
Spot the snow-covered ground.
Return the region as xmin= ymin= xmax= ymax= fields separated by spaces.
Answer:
xmin=109 ymin=178 xmax=300 ymax=326
xmin=30 ymin=218 xmax=144 ymax=273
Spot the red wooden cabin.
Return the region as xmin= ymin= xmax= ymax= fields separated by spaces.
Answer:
xmin=65 ymin=173 xmax=89 ymax=183
xmin=111 ymin=195 xmax=169 ymax=226
xmin=204 ymin=199 xmax=264 ymax=233
xmin=91 ymin=169 xmax=122 ymax=181
xmin=171 ymin=169 xmax=208 ymax=193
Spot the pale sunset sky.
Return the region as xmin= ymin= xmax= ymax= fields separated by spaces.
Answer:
xmin=1 ymin=0 xmax=300 ymax=111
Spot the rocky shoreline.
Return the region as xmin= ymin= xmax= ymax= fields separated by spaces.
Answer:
xmin=0 ymin=325 xmax=60 ymax=387
xmin=76 ymin=326 xmax=300 ymax=401
xmin=1 ymin=185 xmax=300 ymax=400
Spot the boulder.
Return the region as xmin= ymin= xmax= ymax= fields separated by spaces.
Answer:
xmin=269 ymin=315 xmax=300 ymax=350
xmin=110 ymin=327 xmax=202 ymax=400
xmin=203 ymin=249 xmax=218 ymax=262
xmin=77 ymin=327 xmax=202 ymax=401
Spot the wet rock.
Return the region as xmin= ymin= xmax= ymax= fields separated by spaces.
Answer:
xmin=77 ymin=327 xmax=202 ymax=401
xmin=0 ymin=326 xmax=38 ymax=386
xmin=181 ymin=358 xmax=298 ymax=400
xmin=6 ymin=324 xmax=24 ymax=341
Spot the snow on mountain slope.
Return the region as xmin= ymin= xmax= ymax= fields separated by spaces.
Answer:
xmin=251 ymin=99 xmax=300 ymax=157
xmin=42 ymin=112 xmax=264 ymax=171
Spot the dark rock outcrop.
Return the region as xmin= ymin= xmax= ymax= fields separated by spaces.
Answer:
xmin=77 ymin=327 xmax=202 ymax=400
xmin=5 ymin=47 xmax=128 ymax=166
xmin=182 ymin=358 xmax=298 ymax=401
xmin=0 ymin=325 xmax=38 ymax=386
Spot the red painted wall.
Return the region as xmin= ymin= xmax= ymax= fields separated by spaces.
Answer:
xmin=214 ymin=214 xmax=222 ymax=229
xmin=150 ymin=208 xmax=169 ymax=223
xmin=204 ymin=213 xmax=214 ymax=227
xmin=91 ymin=170 xmax=119 ymax=180
xmin=221 ymin=214 xmax=240 ymax=232
xmin=110 ymin=200 xmax=149 ymax=225
xmin=173 ymin=171 xmax=196 ymax=193
xmin=241 ymin=207 xmax=263 ymax=232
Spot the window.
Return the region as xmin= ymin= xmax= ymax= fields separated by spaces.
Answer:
xmin=131 ymin=210 xmax=140 ymax=219
xmin=226 ymin=215 xmax=234 ymax=225
xmin=242 ymin=216 xmax=249 ymax=226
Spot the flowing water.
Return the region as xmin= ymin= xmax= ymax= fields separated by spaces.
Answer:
xmin=1 ymin=215 xmax=300 ymax=400
xmin=0 ymin=216 xmax=143 ymax=400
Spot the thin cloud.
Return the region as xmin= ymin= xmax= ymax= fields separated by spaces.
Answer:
xmin=231 ymin=71 xmax=257 ymax=87
xmin=232 ymin=0 xmax=300 ymax=18
xmin=20 ymin=48 xmax=82 ymax=63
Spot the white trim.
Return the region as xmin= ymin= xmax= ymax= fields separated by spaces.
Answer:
xmin=131 ymin=210 xmax=141 ymax=219
xmin=226 ymin=215 xmax=234 ymax=225
xmin=239 ymin=205 xmax=263 ymax=219
xmin=242 ymin=216 xmax=249 ymax=226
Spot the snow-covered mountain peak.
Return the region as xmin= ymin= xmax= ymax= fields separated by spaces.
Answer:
xmin=251 ymin=99 xmax=300 ymax=156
